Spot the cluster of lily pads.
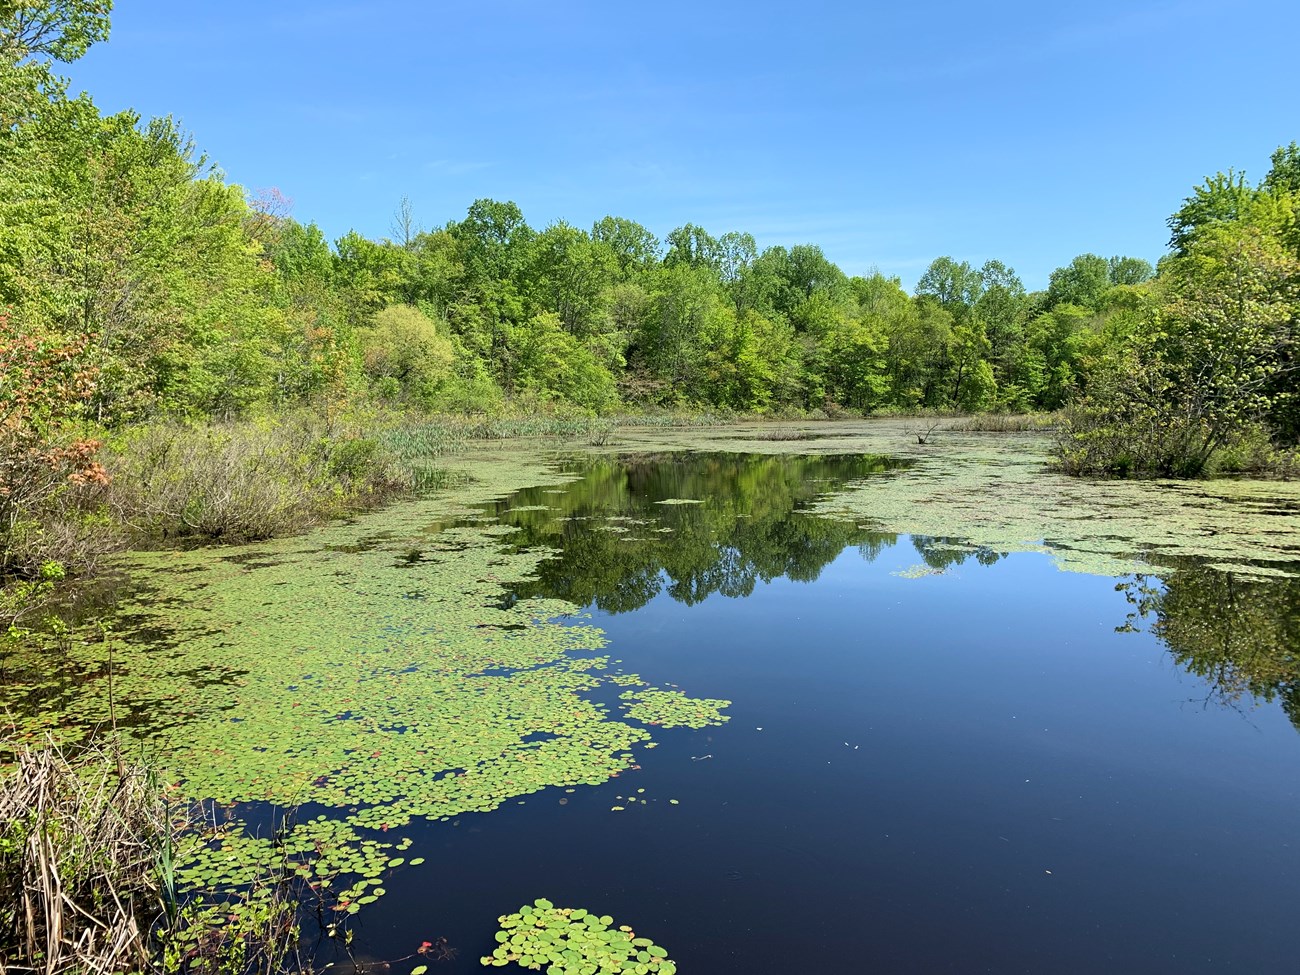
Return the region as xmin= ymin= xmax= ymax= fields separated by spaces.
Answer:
xmin=171 ymin=815 xmax=416 ymax=914
xmin=483 ymin=899 xmax=676 ymax=974
xmin=619 ymin=688 xmax=731 ymax=729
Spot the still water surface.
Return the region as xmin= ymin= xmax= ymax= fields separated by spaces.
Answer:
xmin=337 ymin=452 xmax=1300 ymax=974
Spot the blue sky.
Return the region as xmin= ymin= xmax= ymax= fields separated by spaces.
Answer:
xmin=62 ymin=0 xmax=1299 ymax=290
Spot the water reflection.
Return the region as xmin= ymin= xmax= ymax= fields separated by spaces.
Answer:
xmin=1118 ymin=566 xmax=1300 ymax=727
xmin=479 ymin=452 xmax=1004 ymax=613
xmin=481 ymin=450 xmax=1300 ymax=735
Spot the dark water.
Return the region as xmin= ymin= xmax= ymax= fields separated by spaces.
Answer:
xmin=336 ymin=453 xmax=1300 ymax=975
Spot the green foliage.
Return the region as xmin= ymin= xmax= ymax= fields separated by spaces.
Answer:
xmin=1047 ymin=253 xmax=1111 ymax=310
xmin=1107 ymin=255 xmax=1154 ymax=286
xmin=1167 ymin=170 xmax=1261 ymax=256
xmin=512 ymin=312 xmax=619 ymax=411
xmin=361 ymin=304 xmax=455 ymax=405
xmin=483 ymin=900 xmax=676 ymax=974
xmin=0 ymin=0 xmax=111 ymax=64
xmin=1058 ymin=167 xmax=1299 ymax=477
xmin=592 ymin=215 xmax=660 ymax=274
xmin=915 ymin=256 xmax=982 ymax=312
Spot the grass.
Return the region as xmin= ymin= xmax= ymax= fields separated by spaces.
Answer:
xmin=0 ymin=737 xmax=166 ymax=975
xmin=756 ymin=426 xmax=813 ymax=441
xmin=104 ymin=412 xmax=409 ymax=545
xmin=0 ymin=735 xmax=316 ymax=975
xmin=947 ymin=412 xmax=1061 ymax=433
xmin=381 ymin=410 xmax=733 ymax=459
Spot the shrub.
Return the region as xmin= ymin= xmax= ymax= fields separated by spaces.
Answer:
xmin=104 ymin=413 xmax=407 ymax=544
xmin=0 ymin=315 xmax=112 ymax=578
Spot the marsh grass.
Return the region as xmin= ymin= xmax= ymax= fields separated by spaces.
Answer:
xmin=756 ymin=426 xmax=813 ymax=441
xmin=383 ymin=410 xmax=730 ymax=460
xmin=0 ymin=737 xmax=166 ymax=975
xmin=0 ymin=737 xmax=319 ymax=975
xmin=950 ymin=412 xmax=1060 ymax=433
xmin=105 ymin=413 xmax=409 ymax=545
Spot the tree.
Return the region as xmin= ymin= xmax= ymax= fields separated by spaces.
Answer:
xmin=591 ymin=216 xmax=659 ymax=276
xmin=1167 ymin=171 xmax=1258 ymax=256
xmin=360 ymin=304 xmax=454 ymax=404
xmin=523 ymin=221 xmax=617 ymax=338
xmin=974 ymin=259 xmax=1027 ymax=366
xmin=390 ymin=194 xmax=420 ymax=250
xmin=632 ymin=264 xmax=721 ymax=395
xmin=0 ymin=100 xmax=285 ymax=419
xmin=1107 ymin=255 xmax=1154 ymax=286
xmin=512 ymin=312 xmax=618 ymax=411
xmin=452 ymin=198 xmax=534 ymax=287
xmin=1047 ymin=254 xmax=1111 ymax=310
xmin=663 ymin=223 xmax=722 ymax=272
xmin=333 ymin=231 xmax=412 ymax=317
xmin=0 ymin=0 xmax=111 ymax=63
xmin=1058 ymin=220 xmax=1299 ymax=476
xmin=915 ymin=256 xmax=981 ymax=313
xmin=1263 ymin=141 xmax=1300 ymax=195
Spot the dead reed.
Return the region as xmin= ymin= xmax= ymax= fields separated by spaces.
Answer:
xmin=0 ymin=738 xmax=167 ymax=975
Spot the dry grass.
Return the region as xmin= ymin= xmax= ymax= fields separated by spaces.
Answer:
xmin=0 ymin=738 xmax=309 ymax=975
xmin=949 ymin=412 xmax=1060 ymax=433
xmin=104 ymin=414 xmax=407 ymax=545
xmin=0 ymin=738 xmax=168 ymax=975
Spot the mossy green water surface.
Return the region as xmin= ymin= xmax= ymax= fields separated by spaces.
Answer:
xmin=603 ymin=421 xmax=1300 ymax=577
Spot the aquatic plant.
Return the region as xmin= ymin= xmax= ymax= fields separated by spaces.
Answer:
xmin=620 ymin=688 xmax=731 ymax=729
xmin=482 ymin=899 xmax=676 ymax=974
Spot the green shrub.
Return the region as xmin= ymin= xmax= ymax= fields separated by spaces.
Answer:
xmin=104 ymin=413 xmax=408 ymax=544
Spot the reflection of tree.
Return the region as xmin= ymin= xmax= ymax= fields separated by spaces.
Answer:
xmin=909 ymin=536 xmax=1006 ymax=571
xmin=490 ymin=452 xmax=999 ymax=614
xmin=1118 ymin=567 xmax=1300 ymax=728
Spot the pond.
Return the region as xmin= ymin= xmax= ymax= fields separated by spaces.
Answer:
xmin=5 ymin=442 xmax=1300 ymax=974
